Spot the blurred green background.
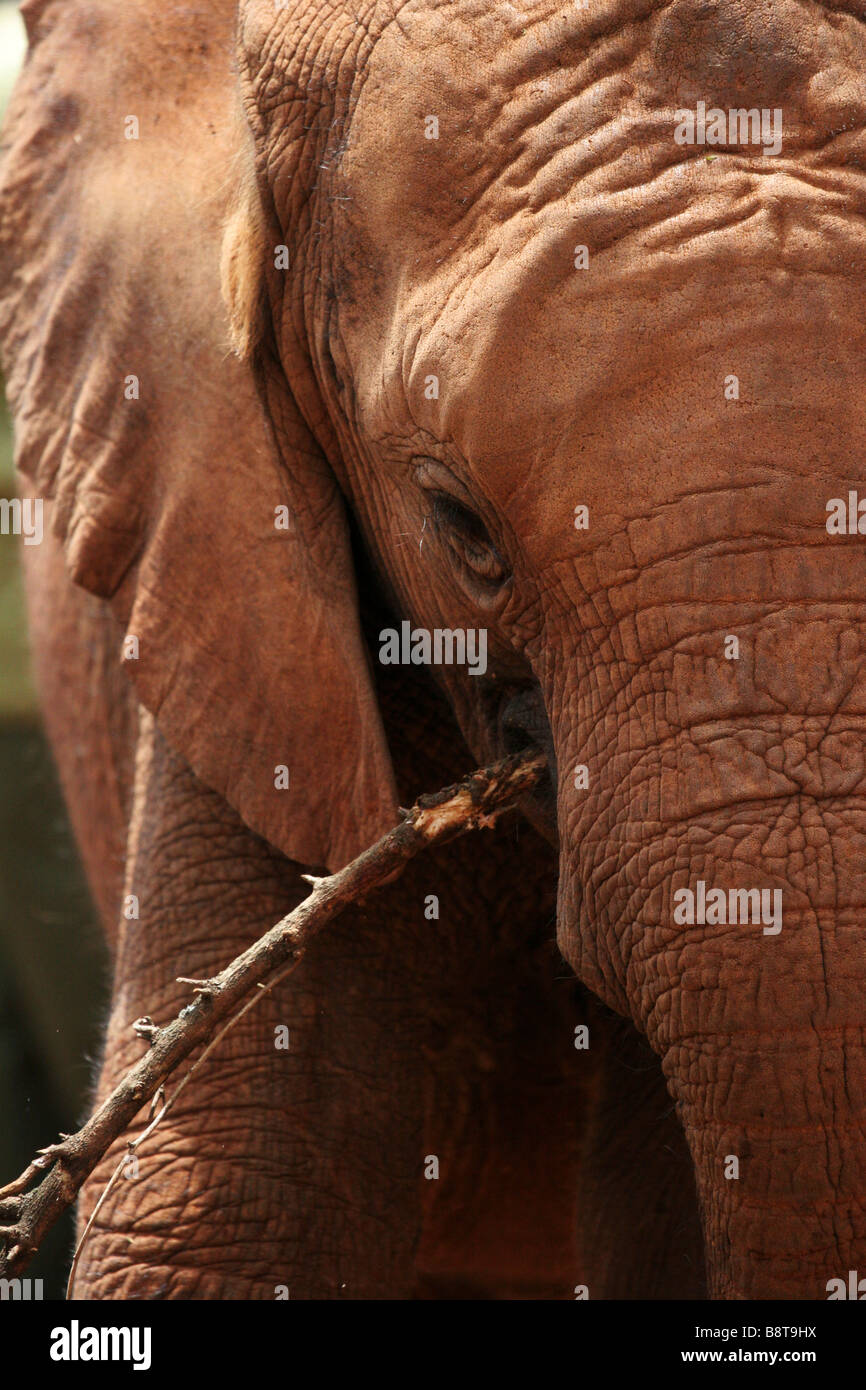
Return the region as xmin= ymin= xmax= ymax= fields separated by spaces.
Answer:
xmin=0 ymin=3 xmax=108 ymax=1299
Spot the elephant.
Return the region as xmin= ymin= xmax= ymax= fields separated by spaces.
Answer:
xmin=2 ymin=0 xmax=866 ymax=1301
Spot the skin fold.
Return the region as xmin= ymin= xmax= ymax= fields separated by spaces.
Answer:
xmin=2 ymin=0 xmax=865 ymax=1298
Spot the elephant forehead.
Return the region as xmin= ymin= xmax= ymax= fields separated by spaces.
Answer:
xmin=340 ymin=0 xmax=652 ymax=261
xmin=339 ymin=0 xmax=866 ymax=261
xmin=334 ymin=0 xmax=866 ymax=427
xmin=339 ymin=147 xmax=866 ymax=487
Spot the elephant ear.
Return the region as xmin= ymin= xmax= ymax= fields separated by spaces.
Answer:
xmin=0 ymin=0 xmax=398 ymax=870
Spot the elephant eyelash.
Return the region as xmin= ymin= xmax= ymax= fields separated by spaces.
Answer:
xmin=429 ymin=492 xmax=509 ymax=587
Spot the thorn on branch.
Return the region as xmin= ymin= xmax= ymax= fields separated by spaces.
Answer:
xmin=34 ymin=1141 xmax=70 ymax=1164
xmin=300 ymin=873 xmax=327 ymax=890
xmin=132 ymin=1016 xmax=161 ymax=1042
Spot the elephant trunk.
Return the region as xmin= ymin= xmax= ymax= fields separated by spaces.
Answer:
xmin=552 ymin=602 xmax=866 ymax=1299
xmin=658 ymin=930 xmax=866 ymax=1300
xmin=677 ymin=1028 xmax=866 ymax=1299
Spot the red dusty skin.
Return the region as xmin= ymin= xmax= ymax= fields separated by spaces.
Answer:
xmin=552 ymin=584 xmax=866 ymax=1297
xmin=538 ymin=286 xmax=866 ymax=1297
xmin=280 ymin=0 xmax=866 ymax=1298
xmin=651 ymin=876 xmax=866 ymax=1301
xmin=8 ymin=0 xmax=866 ymax=1301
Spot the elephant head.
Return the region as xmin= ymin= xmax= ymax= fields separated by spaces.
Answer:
xmin=4 ymin=0 xmax=866 ymax=1299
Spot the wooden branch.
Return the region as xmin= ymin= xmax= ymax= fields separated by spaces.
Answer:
xmin=0 ymin=748 xmax=545 ymax=1283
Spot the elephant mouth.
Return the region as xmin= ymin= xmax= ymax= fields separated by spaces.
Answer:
xmin=493 ymin=685 xmax=558 ymax=846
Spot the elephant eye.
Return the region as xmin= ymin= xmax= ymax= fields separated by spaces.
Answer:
xmin=429 ymin=491 xmax=509 ymax=589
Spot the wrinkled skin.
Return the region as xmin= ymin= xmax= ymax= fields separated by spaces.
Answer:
xmin=3 ymin=0 xmax=866 ymax=1299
